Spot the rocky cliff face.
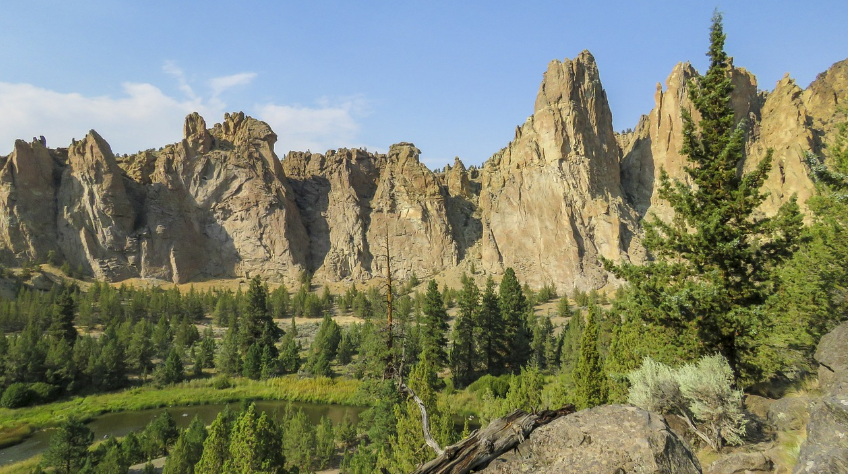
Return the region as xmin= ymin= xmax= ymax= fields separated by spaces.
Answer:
xmin=0 ymin=138 xmax=64 ymax=264
xmin=282 ymin=143 xmax=457 ymax=282
xmin=0 ymin=55 xmax=845 ymax=288
xmin=621 ymin=57 xmax=848 ymax=222
xmin=479 ymin=51 xmax=644 ymax=290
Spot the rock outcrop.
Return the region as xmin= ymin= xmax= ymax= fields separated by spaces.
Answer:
xmin=1 ymin=54 xmax=846 ymax=289
xmin=794 ymin=320 xmax=848 ymax=474
xmin=282 ymin=143 xmax=457 ymax=282
xmin=481 ymin=404 xmax=702 ymax=474
xmin=621 ymin=57 xmax=848 ymax=222
xmin=479 ymin=51 xmax=644 ymax=290
xmin=0 ymin=113 xmax=310 ymax=283
xmin=0 ymin=138 xmax=64 ymax=264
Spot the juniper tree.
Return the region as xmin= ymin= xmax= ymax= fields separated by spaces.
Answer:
xmin=499 ymin=268 xmax=532 ymax=373
xmin=572 ymin=305 xmax=607 ymax=409
xmin=225 ymin=403 xmax=286 ymax=474
xmin=450 ymin=274 xmax=480 ymax=387
xmin=239 ymin=276 xmax=283 ymax=353
xmin=49 ymin=288 xmax=77 ymax=345
xmin=41 ymin=419 xmax=93 ymax=474
xmin=478 ymin=277 xmax=506 ymax=375
xmin=163 ymin=416 xmax=207 ymax=474
xmin=420 ymin=280 xmax=449 ymax=369
xmin=607 ymin=12 xmax=803 ymax=384
xmin=195 ymin=407 xmax=234 ymax=474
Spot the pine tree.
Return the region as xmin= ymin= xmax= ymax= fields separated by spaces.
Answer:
xmin=420 ymin=280 xmax=449 ymax=369
xmin=163 ymin=416 xmax=207 ymax=474
xmin=573 ymin=305 xmax=607 ymax=410
xmin=155 ymin=347 xmax=184 ymax=386
xmin=49 ymin=288 xmax=77 ymax=344
xmin=478 ymin=277 xmax=506 ymax=375
xmin=337 ymin=330 xmax=354 ymax=365
xmin=127 ymin=319 xmax=154 ymax=376
xmin=142 ymin=410 xmax=178 ymax=458
xmin=314 ymin=416 xmax=335 ymax=470
xmin=239 ymin=276 xmax=283 ymax=352
xmin=97 ymin=329 xmax=127 ymax=390
xmin=309 ymin=314 xmax=342 ymax=367
xmin=391 ymin=356 xmax=448 ymax=471
xmin=607 ymin=12 xmax=803 ymax=384
xmin=241 ymin=343 xmax=262 ymax=380
xmin=226 ymin=403 xmax=286 ymax=474
xmin=41 ymin=419 xmax=93 ymax=474
xmin=450 ymin=274 xmax=480 ymax=387
xmin=95 ymin=440 xmax=128 ymax=474
xmin=281 ymin=407 xmax=314 ymax=473
xmin=278 ymin=328 xmax=301 ymax=374
xmin=498 ymin=268 xmax=531 ymax=373
xmin=530 ymin=315 xmax=554 ymax=370
xmin=195 ymin=407 xmax=234 ymax=474
xmin=216 ymin=327 xmax=241 ymax=376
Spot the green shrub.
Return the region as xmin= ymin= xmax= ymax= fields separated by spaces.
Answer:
xmin=1 ymin=383 xmax=32 ymax=408
xmin=627 ymin=354 xmax=746 ymax=451
xmin=467 ymin=374 xmax=511 ymax=398
xmin=28 ymin=383 xmax=59 ymax=404
xmin=212 ymin=375 xmax=232 ymax=390
xmin=536 ymin=282 xmax=558 ymax=303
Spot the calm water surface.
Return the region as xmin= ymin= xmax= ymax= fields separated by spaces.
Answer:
xmin=0 ymin=400 xmax=364 ymax=466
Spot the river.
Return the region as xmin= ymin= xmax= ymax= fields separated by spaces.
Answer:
xmin=0 ymin=400 xmax=365 ymax=466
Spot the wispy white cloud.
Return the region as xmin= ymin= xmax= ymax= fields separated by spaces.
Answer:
xmin=0 ymin=81 xmax=213 ymax=154
xmin=0 ymin=64 xmax=368 ymax=156
xmin=209 ymin=72 xmax=257 ymax=98
xmin=162 ymin=61 xmax=197 ymax=100
xmin=256 ymin=96 xmax=370 ymax=154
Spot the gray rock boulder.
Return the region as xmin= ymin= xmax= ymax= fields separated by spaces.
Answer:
xmin=706 ymin=451 xmax=772 ymax=474
xmin=793 ymin=394 xmax=848 ymax=474
xmin=794 ymin=321 xmax=848 ymax=473
xmin=481 ymin=405 xmax=701 ymax=474
xmin=814 ymin=320 xmax=848 ymax=394
xmin=767 ymin=396 xmax=810 ymax=432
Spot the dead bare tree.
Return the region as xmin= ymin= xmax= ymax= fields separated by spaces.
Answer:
xmin=409 ymin=406 xmax=575 ymax=474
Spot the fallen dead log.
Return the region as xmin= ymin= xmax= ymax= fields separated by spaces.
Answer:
xmin=409 ymin=405 xmax=575 ymax=474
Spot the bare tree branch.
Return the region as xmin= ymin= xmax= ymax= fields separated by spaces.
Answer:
xmin=410 ymin=406 xmax=575 ymax=474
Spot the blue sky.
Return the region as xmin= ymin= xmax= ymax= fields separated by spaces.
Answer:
xmin=1 ymin=1 xmax=846 ymax=169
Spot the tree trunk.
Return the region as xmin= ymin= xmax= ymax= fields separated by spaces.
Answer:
xmin=409 ymin=406 xmax=575 ymax=474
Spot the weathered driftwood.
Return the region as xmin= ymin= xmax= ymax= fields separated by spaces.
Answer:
xmin=399 ymin=379 xmax=444 ymax=456
xmin=409 ymin=405 xmax=575 ymax=474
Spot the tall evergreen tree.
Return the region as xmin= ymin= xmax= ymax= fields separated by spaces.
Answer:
xmin=216 ymin=327 xmax=241 ymax=376
xmin=314 ymin=416 xmax=335 ymax=471
xmin=450 ymin=274 xmax=480 ymax=387
xmin=278 ymin=321 xmax=302 ymax=374
xmin=420 ymin=280 xmax=449 ymax=369
xmin=225 ymin=403 xmax=287 ymax=474
xmin=195 ymin=407 xmax=234 ymax=474
xmin=239 ymin=276 xmax=283 ymax=352
xmin=163 ymin=416 xmax=207 ymax=474
xmin=142 ymin=410 xmax=178 ymax=458
xmin=478 ymin=277 xmax=506 ymax=375
xmin=41 ymin=419 xmax=93 ymax=474
xmin=498 ymin=268 xmax=531 ymax=373
xmin=572 ymin=305 xmax=607 ymax=410
xmin=49 ymin=288 xmax=77 ymax=344
xmin=241 ymin=343 xmax=262 ymax=380
xmin=607 ymin=12 xmax=803 ymax=384
xmin=156 ymin=347 xmax=184 ymax=386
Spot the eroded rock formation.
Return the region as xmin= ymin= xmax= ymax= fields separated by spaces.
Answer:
xmin=0 ymin=54 xmax=846 ymax=289
xmin=478 ymin=51 xmax=644 ymax=290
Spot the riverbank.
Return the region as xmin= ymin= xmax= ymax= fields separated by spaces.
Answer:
xmin=0 ymin=375 xmax=364 ymax=449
